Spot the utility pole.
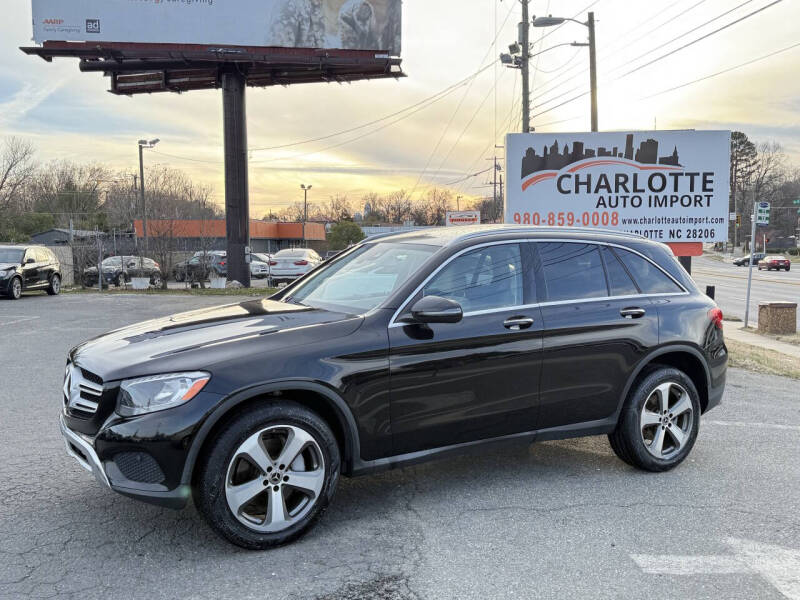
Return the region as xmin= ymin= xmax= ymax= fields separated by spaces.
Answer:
xmin=138 ymin=143 xmax=147 ymax=249
xmin=301 ymin=184 xmax=312 ymax=244
xmin=520 ymin=0 xmax=531 ymax=133
xmin=493 ymin=156 xmax=498 ymax=206
xmin=587 ymin=11 xmax=598 ymax=132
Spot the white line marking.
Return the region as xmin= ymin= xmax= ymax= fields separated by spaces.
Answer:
xmin=0 ymin=315 xmax=40 ymax=327
xmin=707 ymin=420 xmax=800 ymax=432
xmin=632 ymin=538 xmax=800 ymax=599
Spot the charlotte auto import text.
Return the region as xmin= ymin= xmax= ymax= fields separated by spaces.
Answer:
xmin=556 ymin=171 xmax=716 ymax=208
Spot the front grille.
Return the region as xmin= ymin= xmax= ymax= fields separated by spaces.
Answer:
xmin=64 ymin=363 xmax=104 ymax=416
xmin=114 ymin=452 xmax=165 ymax=484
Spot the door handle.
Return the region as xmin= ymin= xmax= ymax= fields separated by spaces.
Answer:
xmin=503 ymin=316 xmax=534 ymax=330
xmin=620 ymin=307 xmax=646 ymax=319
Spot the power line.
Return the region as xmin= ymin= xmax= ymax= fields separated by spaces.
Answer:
xmin=640 ymin=40 xmax=800 ymax=100
xmin=618 ymin=0 xmax=784 ymax=79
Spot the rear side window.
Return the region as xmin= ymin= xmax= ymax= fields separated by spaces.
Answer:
xmin=600 ymin=246 xmax=638 ymax=296
xmin=615 ymin=248 xmax=683 ymax=294
xmin=538 ymin=242 xmax=608 ymax=302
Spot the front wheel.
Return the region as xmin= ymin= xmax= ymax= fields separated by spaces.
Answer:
xmin=151 ymin=273 xmax=162 ymax=288
xmin=194 ymin=402 xmax=340 ymax=549
xmin=608 ymin=367 xmax=700 ymax=472
xmin=7 ymin=277 xmax=22 ymax=299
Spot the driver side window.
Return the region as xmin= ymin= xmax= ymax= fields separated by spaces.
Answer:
xmin=422 ymin=244 xmax=524 ymax=314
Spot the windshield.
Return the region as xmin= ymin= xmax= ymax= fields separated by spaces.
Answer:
xmin=287 ymin=242 xmax=437 ymax=313
xmin=0 ymin=248 xmax=24 ymax=263
xmin=101 ymin=257 xmax=122 ymax=267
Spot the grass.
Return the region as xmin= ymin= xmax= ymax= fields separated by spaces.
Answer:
xmin=63 ymin=286 xmax=277 ymax=297
xmin=742 ymin=326 xmax=800 ymax=346
xmin=725 ymin=338 xmax=800 ymax=379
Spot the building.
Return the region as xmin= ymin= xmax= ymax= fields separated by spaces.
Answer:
xmin=133 ymin=219 xmax=326 ymax=253
xmin=29 ymin=228 xmax=105 ymax=246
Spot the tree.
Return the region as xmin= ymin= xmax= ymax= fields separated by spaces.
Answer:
xmin=412 ymin=188 xmax=453 ymax=225
xmin=325 ymin=194 xmax=353 ymax=222
xmin=384 ymin=189 xmax=412 ymax=224
xmin=328 ymin=221 xmax=365 ymax=250
xmin=729 ymin=132 xmax=757 ymax=245
xmin=0 ymin=137 xmax=36 ymax=214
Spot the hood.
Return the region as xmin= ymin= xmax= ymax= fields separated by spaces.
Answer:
xmin=70 ymin=298 xmax=362 ymax=381
xmin=0 ymin=263 xmax=19 ymax=271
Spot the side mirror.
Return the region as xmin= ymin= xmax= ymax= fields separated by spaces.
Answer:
xmin=405 ymin=295 xmax=463 ymax=324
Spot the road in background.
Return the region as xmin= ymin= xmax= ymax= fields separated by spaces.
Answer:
xmin=1 ymin=294 xmax=799 ymax=600
xmin=690 ymin=255 xmax=800 ymax=328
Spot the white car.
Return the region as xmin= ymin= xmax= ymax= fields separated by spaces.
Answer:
xmin=268 ymin=248 xmax=322 ymax=282
xmin=249 ymin=259 xmax=269 ymax=279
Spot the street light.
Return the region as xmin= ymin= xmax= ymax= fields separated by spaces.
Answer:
xmin=533 ymin=12 xmax=598 ymax=132
xmin=137 ymin=138 xmax=160 ymax=250
xmin=300 ymin=184 xmax=312 ymax=244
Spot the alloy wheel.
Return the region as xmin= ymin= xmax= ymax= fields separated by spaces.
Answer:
xmin=51 ymin=276 xmax=60 ymax=294
xmin=640 ymin=381 xmax=694 ymax=460
xmin=225 ymin=425 xmax=325 ymax=533
xmin=11 ymin=278 xmax=21 ymax=299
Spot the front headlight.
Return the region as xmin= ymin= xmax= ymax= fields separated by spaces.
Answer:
xmin=117 ymin=371 xmax=210 ymax=417
xmin=1 ymin=269 xmax=14 ymax=279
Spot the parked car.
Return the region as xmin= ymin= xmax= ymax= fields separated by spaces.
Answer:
xmin=250 ymin=254 xmax=271 ymax=279
xmin=59 ymin=226 xmax=727 ymax=549
xmin=174 ymin=251 xmax=226 ymax=282
xmin=269 ymin=248 xmax=322 ymax=283
xmin=733 ymin=252 xmax=765 ymax=266
xmin=758 ymin=255 xmax=791 ymax=271
xmin=83 ymin=256 xmax=162 ymax=288
xmin=0 ymin=245 xmax=61 ymax=299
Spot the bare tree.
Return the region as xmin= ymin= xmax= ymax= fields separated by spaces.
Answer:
xmin=0 ymin=137 xmax=36 ymax=213
xmin=412 ymin=188 xmax=453 ymax=225
xmin=384 ymin=189 xmax=412 ymax=224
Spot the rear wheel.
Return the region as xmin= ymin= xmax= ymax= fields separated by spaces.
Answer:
xmin=195 ymin=402 xmax=340 ymax=549
xmin=46 ymin=274 xmax=61 ymax=295
xmin=609 ymin=367 xmax=700 ymax=472
xmin=7 ymin=277 xmax=22 ymax=299
xmin=151 ymin=273 xmax=162 ymax=288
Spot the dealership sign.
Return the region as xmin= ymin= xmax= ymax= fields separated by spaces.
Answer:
xmin=31 ymin=0 xmax=402 ymax=55
xmin=446 ymin=211 xmax=481 ymax=226
xmin=505 ymin=130 xmax=730 ymax=243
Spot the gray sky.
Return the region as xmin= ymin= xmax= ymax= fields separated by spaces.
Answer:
xmin=2 ymin=0 xmax=799 ymax=215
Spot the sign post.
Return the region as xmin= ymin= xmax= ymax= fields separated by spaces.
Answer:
xmin=744 ymin=197 xmax=763 ymax=329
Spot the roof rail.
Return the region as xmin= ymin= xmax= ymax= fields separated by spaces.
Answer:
xmin=454 ymin=225 xmax=647 ymax=244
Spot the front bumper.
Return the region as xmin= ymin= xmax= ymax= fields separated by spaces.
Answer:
xmin=59 ymin=414 xmax=110 ymax=488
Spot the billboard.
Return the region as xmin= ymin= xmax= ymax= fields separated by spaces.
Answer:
xmin=505 ymin=130 xmax=730 ymax=243
xmin=446 ymin=211 xmax=481 ymax=227
xmin=31 ymin=0 xmax=402 ymax=55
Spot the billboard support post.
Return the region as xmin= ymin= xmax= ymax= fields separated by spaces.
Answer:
xmin=222 ymin=68 xmax=251 ymax=288
xmin=520 ymin=0 xmax=530 ymax=133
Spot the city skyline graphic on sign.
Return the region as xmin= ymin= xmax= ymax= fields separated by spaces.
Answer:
xmin=520 ymin=134 xmax=683 ymax=185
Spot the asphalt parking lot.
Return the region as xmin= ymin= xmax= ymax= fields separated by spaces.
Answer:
xmin=1 ymin=293 xmax=799 ymax=600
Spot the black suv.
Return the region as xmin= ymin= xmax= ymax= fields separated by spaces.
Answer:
xmin=0 ymin=245 xmax=61 ymax=299
xmin=174 ymin=251 xmax=226 ymax=282
xmin=59 ymin=226 xmax=727 ymax=549
xmin=83 ymin=256 xmax=163 ymax=288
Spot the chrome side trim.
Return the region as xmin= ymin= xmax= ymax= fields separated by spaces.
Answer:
xmin=388 ymin=238 xmax=689 ymax=328
xmin=59 ymin=415 xmax=110 ymax=488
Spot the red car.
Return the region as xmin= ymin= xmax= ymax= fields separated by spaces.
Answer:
xmin=758 ymin=255 xmax=791 ymax=271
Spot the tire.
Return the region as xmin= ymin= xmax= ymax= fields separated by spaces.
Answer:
xmin=151 ymin=273 xmax=162 ymax=288
xmin=7 ymin=277 xmax=22 ymax=300
xmin=194 ymin=401 xmax=340 ymax=550
xmin=175 ymin=270 xmax=185 ymax=282
xmin=46 ymin=274 xmax=61 ymax=295
xmin=608 ymin=367 xmax=700 ymax=472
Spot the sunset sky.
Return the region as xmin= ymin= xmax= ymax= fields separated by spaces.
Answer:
xmin=2 ymin=0 xmax=799 ymax=216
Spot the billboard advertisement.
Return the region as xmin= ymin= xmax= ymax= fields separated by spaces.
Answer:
xmin=505 ymin=130 xmax=730 ymax=243
xmin=31 ymin=0 xmax=402 ymax=55
xmin=446 ymin=211 xmax=481 ymax=226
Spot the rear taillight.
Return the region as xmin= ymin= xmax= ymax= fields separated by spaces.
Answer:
xmin=220 ymin=260 xmax=226 ymax=266
xmin=294 ymin=260 xmax=309 ymax=266
xmin=269 ymin=261 xmax=277 ymax=266
xmin=708 ymin=307 xmax=723 ymax=330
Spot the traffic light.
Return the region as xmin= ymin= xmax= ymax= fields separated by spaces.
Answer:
xmin=736 ymin=214 xmax=741 ymax=227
